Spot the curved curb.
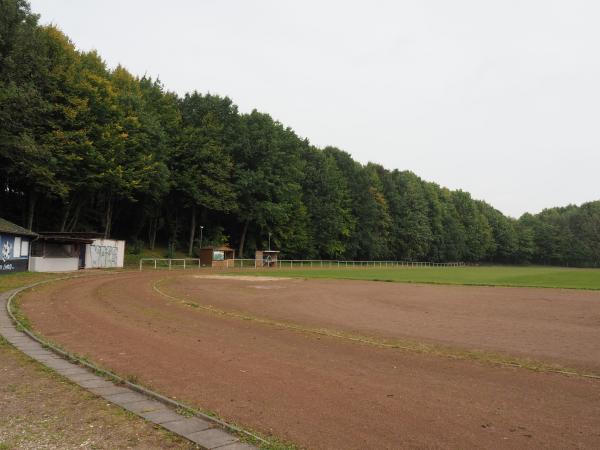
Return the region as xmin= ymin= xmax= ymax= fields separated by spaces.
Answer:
xmin=1 ymin=277 xmax=263 ymax=450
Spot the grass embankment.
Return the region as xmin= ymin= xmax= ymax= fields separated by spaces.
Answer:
xmin=238 ymin=265 xmax=600 ymax=290
xmin=0 ymin=272 xmax=63 ymax=293
xmin=124 ymin=247 xmax=189 ymax=268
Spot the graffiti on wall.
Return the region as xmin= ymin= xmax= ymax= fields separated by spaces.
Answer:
xmin=0 ymin=234 xmax=29 ymax=273
xmin=90 ymin=245 xmax=118 ymax=268
xmin=1 ymin=240 xmax=14 ymax=271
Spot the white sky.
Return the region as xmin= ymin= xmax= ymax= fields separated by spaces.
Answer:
xmin=29 ymin=0 xmax=600 ymax=217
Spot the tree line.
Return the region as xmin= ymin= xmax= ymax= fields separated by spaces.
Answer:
xmin=1 ymin=0 xmax=598 ymax=266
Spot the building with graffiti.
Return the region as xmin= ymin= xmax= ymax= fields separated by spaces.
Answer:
xmin=0 ymin=217 xmax=37 ymax=274
xmin=29 ymin=232 xmax=125 ymax=272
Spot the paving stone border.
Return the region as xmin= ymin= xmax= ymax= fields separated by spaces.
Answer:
xmin=1 ymin=285 xmax=259 ymax=450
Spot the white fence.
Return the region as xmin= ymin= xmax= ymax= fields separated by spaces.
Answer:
xmin=139 ymin=258 xmax=464 ymax=271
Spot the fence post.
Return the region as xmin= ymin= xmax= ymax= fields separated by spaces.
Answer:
xmin=139 ymin=259 xmax=143 ymax=271
xmin=183 ymin=259 xmax=186 ymax=270
xmin=168 ymin=259 xmax=172 ymax=270
xmin=154 ymin=259 xmax=157 ymax=270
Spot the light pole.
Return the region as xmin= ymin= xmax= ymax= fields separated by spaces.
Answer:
xmin=199 ymin=226 xmax=204 ymax=250
xmin=268 ymin=232 xmax=272 ymax=251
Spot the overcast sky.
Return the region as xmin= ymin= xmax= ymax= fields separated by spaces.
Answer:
xmin=29 ymin=0 xmax=599 ymax=217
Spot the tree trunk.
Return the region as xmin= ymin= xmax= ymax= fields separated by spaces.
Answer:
xmin=238 ymin=218 xmax=249 ymax=258
xmin=104 ymin=194 xmax=113 ymax=238
xmin=149 ymin=216 xmax=158 ymax=250
xmin=188 ymin=205 xmax=196 ymax=257
xmin=27 ymin=189 xmax=37 ymax=230
xmin=67 ymin=201 xmax=82 ymax=232
xmin=60 ymin=202 xmax=71 ymax=232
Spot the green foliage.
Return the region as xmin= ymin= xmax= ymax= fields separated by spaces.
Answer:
xmin=1 ymin=0 xmax=599 ymax=267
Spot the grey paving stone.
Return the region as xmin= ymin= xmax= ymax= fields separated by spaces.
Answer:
xmin=16 ymin=346 xmax=48 ymax=354
xmin=215 ymin=443 xmax=257 ymax=450
xmin=42 ymin=359 xmax=75 ymax=370
xmin=78 ymin=378 xmax=114 ymax=389
xmin=123 ymin=399 xmax=166 ymax=414
xmin=104 ymin=391 xmax=147 ymax=404
xmin=14 ymin=344 xmax=45 ymax=352
xmin=53 ymin=366 xmax=90 ymax=376
xmin=140 ymin=409 xmax=185 ymax=424
xmin=0 ymin=329 xmax=22 ymax=337
xmin=185 ymin=428 xmax=238 ymax=448
xmin=162 ymin=417 xmax=212 ymax=436
xmin=59 ymin=369 xmax=95 ymax=378
xmin=5 ymin=337 xmax=31 ymax=345
xmin=65 ymin=372 xmax=103 ymax=382
xmin=89 ymin=385 xmax=130 ymax=397
xmin=34 ymin=355 xmax=64 ymax=363
xmin=21 ymin=350 xmax=54 ymax=359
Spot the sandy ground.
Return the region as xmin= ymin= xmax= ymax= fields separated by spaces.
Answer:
xmin=0 ymin=336 xmax=197 ymax=450
xmin=19 ymin=272 xmax=600 ymax=450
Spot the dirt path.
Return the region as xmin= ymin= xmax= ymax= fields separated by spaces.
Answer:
xmin=19 ymin=273 xmax=600 ymax=450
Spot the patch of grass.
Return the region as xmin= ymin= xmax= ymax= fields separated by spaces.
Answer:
xmin=125 ymin=374 xmax=139 ymax=384
xmin=0 ymin=272 xmax=61 ymax=293
xmin=175 ymin=407 xmax=195 ymax=418
xmin=231 ymin=265 xmax=600 ymax=290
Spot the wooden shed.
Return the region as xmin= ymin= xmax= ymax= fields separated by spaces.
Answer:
xmin=255 ymin=250 xmax=280 ymax=267
xmin=199 ymin=246 xmax=236 ymax=268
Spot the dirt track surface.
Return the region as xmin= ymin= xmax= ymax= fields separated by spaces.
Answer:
xmin=19 ymin=272 xmax=600 ymax=449
xmin=167 ymin=275 xmax=600 ymax=371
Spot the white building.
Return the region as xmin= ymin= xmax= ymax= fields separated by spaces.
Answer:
xmin=29 ymin=233 xmax=125 ymax=272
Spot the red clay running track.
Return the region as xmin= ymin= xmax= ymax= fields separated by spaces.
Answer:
xmin=20 ymin=272 xmax=600 ymax=449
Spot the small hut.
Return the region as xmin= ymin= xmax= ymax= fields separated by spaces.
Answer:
xmin=255 ymin=250 xmax=280 ymax=267
xmin=199 ymin=246 xmax=236 ymax=268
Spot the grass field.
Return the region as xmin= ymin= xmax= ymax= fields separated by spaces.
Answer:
xmin=237 ymin=265 xmax=600 ymax=290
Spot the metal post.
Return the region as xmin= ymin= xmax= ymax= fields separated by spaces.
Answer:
xmin=169 ymin=259 xmax=172 ymax=270
xmin=183 ymin=259 xmax=186 ymax=270
xmin=154 ymin=259 xmax=157 ymax=270
xmin=199 ymin=226 xmax=204 ymax=252
xmin=139 ymin=259 xmax=143 ymax=271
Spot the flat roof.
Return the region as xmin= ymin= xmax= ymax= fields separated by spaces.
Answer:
xmin=38 ymin=234 xmax=94 ymax=244
xmin=201 ymin=246 xmax=235 ymax=251
xmin=39 ymin=231 xmax=104 ymax=239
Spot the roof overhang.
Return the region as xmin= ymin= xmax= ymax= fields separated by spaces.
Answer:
xmin=37 ymin=234 xmax=94 ymax=245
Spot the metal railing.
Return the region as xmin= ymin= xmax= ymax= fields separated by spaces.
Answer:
xmin=139 ymin=258 xmax=464 ymax=271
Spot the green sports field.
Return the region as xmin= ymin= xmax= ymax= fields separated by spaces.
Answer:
xmin=239 ymin=265 xmax=600 ymax=290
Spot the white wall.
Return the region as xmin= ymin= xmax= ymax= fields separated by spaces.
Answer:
xmin=29 ymin=256 xmax=79 ymax=272
xmin=84 ymin=239 xmax=125 ymax=268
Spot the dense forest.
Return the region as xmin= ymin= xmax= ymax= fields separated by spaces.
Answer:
xmin=1 ymin=0 xmax=599 ymax=266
